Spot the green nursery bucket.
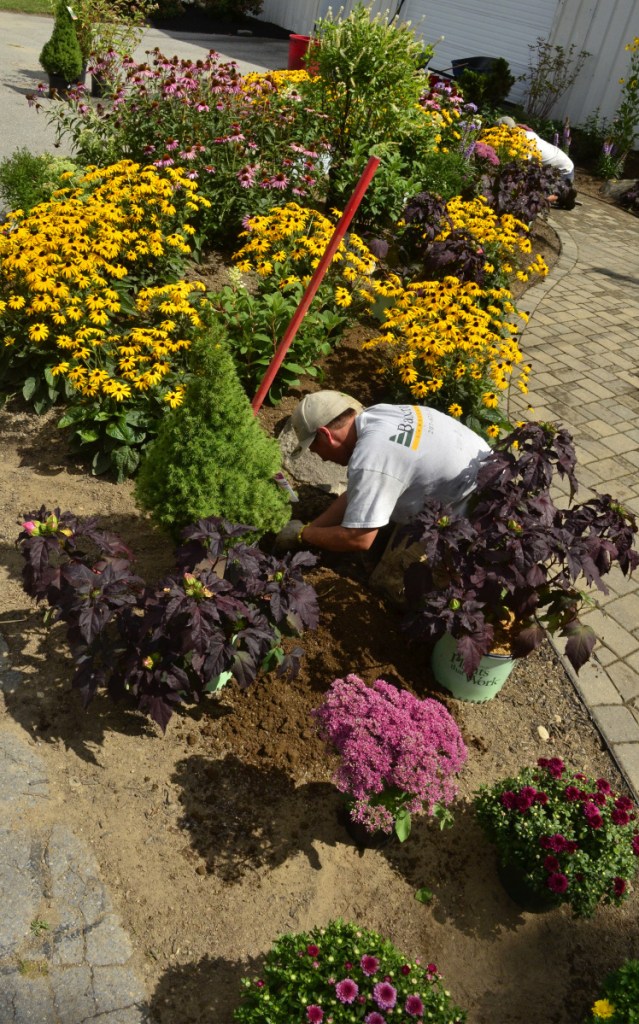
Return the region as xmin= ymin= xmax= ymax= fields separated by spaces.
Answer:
xmin=431 ymin=633 xmax=515 ymax=702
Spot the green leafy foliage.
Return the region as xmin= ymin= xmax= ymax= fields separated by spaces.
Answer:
xmin=519 ymin=38 xmax=591 ymax=120
xmin=302 ymin=3 xmax=436 ymax=218
xmin=475 ymin=757 xmax=639 ymax=918
xmin=457 ymin=58 xmax=515 ymax=111
xmin=209 ymin=279 xmax=339 ymax=401
xmin=0 ymin=149 xmax=78 ymax=215
xmin=39 ymin=0 xmax=84 ymax=81
xmin=134 ymin=329 xmax=291 ymax=539
xmin=234 ymin=919 xmax=466 ymax=1024
xmin=587 ymin=959 xmax=639 ymax=1023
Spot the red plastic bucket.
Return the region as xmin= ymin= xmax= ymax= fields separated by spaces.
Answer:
xmin=288 ymin=33 xmax=312 ymax=71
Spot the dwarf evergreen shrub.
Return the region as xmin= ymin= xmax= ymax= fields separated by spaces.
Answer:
xmin=39 ymin=1 xmax=84 ymax=82
xmin=134 ymin=330 xmax=290 ymax=539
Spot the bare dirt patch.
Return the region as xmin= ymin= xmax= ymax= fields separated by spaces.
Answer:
xmin=1 ymin=221 xmax=637 ymax=1024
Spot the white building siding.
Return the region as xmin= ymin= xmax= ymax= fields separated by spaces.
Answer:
xmin=548 ymin=0 xmax=639 ymax=127
xmin=257 ymin=0 xmax=639 ymax=131
xmin=401 ymin=0 xmax=559 ymax=105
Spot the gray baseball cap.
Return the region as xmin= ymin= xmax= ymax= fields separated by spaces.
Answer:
xmin=291 ymin=390 xmax=363 ymax=454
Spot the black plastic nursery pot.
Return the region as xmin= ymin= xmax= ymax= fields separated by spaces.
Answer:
xmin=47 ymin=68 xmax=86 ymax=97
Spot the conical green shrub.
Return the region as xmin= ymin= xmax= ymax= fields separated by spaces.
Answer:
xmin=39 ymin=1 xmax=84 ymax=82
xmin=135 ymin=330 xmax=291 ymax=539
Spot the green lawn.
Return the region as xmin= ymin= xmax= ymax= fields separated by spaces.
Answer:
xmin=0 ymin=0 xmax=51 ymax=13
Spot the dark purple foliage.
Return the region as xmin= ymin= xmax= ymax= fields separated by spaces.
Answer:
xmin=398 ymin=422 xmax=639 ymax=677
xmin=619 ymin=179 xmax=639 ymax=214
xmin=480 ymin=160 xmax=560 ymax=221
xmin=419 ymin=228 xmax=486 ymax=285
xmin=17 ymin=510 xmax=318 ymax=731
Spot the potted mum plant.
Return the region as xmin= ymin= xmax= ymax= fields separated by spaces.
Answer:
xmin=312 ymin=674 xmax=467 ymax=844
xmin=398 ymin=421 xmax=639 ymax=701
xmin=474 ymin=757 xmax=639 ymax=917
xmin=587 ymin=958 xmax=639 ymax=1023
xmin=39 ymin=1 xmax=85 ymax=95
xmin=233 ymin=919 xmax=467 ymax=1024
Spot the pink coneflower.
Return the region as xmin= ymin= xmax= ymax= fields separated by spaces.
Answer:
xmin=547 ymin=872 xmax=569 ymax=894
xmin=195 ymin=102 xmax=209 ymax=112
xmin=405 ymin=994 xmax=425 ymax=1017
xmin=237 ymin=165 xmax=257 ymax=188
xmin=335 ymin=979 xmax=358 ymax=1004
xmin=165 ymin=138 xmax=180 ymax=151
xmin=306 ymin=1005 xmax=324 ymax=1023
xmin=360 ymin=955 xmax=379 ymax=976
xmin=265 ymin=172 xmax=289 ymax=190
xmin=373 ymin=981 xmax=397 ymax=1010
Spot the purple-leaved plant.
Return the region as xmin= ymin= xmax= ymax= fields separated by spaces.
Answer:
xmin=313 ymin=675 xmax=467 ymax=839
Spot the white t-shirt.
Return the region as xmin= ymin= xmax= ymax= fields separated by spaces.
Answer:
xmin=342 ymin=404 xmax=491 ymax=529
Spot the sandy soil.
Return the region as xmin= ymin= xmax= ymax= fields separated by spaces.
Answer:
xmin=0 ymin=211 xmax=638 ymax=1024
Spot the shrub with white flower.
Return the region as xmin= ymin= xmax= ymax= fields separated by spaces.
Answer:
xmin=312 ymin=675 xmax=467 ymax=840
xmin=233 ymin=919 xmax=466 ymax=1024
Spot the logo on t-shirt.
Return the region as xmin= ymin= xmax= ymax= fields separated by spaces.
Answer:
xmin=388 ymin=406 xmax=423 ymax=450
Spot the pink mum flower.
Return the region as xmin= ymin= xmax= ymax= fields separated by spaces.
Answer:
xmin=335 ymin=979 xmax=358 ymax=1004
xmin=405 ymin=994 xmax=425 ymax=1017
xmin=373 ymin=981 xmax=397 ymax=1010
xmin=361 ymin=954 xmax=380 ymax=976
xmin=306 ymin=1006 xmax=324 ymax=1023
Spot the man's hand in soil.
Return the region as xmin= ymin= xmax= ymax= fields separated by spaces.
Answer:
xmin=273 ymin=519 xmax=305 ymax=553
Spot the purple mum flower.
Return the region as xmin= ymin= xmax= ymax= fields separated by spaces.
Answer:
xmin=405 ymin=994 xmax=425 ymax=1016
xmin=547 ymin=872 xmax=569 ymax=894
xmin=365 ymin=1014 xmax=386 ymax=1024
xmin=373 ymin=981 xmax=397 ymax=1010
xmin=361 ymin=954 xmax=380 ymax=976
xmin=306 ymin=1006 xmax=324 ymax=1023
xmin=336 ymin=979 xmax=358 ymax=1004
xmin=613 ymin=877 xmax=627 ymax=897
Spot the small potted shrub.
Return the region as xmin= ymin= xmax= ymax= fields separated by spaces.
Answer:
xmin=399 ymin=421 xmax=639 ymax=701
xmin=233 ymin=919 xmax=467 ymax=1024
xmin=587 ymin=959 xmax=639 ymax=1022
xmin=39 ymin=1 xmax=85 ymax=95
xmin=312 ymin=674 xmax=467 ymax=844
xmin=474 ymin=757 xmax=639 ymax=916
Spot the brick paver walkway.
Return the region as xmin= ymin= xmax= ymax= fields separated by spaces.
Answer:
xmin=511 ymin=196 xmax=639 ymax=797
